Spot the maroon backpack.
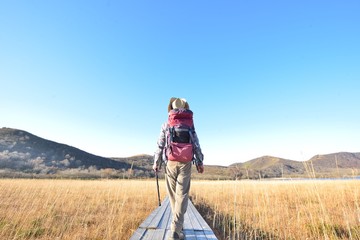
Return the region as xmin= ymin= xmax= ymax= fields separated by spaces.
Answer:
xmin=165 ymin=108 xmax=195 ymax=162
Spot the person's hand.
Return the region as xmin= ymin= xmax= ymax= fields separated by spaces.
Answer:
xmin=197 ymin=165 xmax=204 ymax=174
xmin=153 ymin=163 xmax=159 ymax=172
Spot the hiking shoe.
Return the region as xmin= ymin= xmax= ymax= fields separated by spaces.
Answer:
xmin=168 ymin=231 xmax=185 ymax=240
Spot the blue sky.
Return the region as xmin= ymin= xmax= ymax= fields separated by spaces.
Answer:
xmin=1 ymin=0 xmax=359 ymax=166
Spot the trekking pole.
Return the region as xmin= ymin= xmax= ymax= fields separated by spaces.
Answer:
xmin=155 ymin=171 xmax=161 ymax=206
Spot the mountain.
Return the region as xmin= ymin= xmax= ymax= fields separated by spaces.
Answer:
xmin=229 ymin=156 xmax=306 ymax=179
xmin=0 ymin=127 xmax=147 ymax=177
xmin=309 ymin=152 xmax=360 ymax=169
xmin=304 ymin=152 xmax=360 ymax=177
xmin=229 ymin=153 xmax=360 ymax=179
xmin=1 ymin=127 xmax=359 ymax=179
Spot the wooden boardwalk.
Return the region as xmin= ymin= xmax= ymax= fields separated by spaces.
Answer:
xmin=130 ymin=197 xmax=218 ymax=240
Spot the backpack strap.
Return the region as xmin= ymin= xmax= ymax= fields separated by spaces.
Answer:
xmin=188 ymin=129 xmax=199 ymax=148
xmin=169 ymin=127 xmax=174 ymax=142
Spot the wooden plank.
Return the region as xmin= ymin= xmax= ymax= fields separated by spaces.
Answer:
xmin=183 ymin=208 xmax=193 ymax=229
xmin=188 ymin=201 xmax=218 ymax=239
xmin=202 ymin=229 xmax=218 ymax=240
xmin=163 ymin=229 xmax=171 ymax=240
xmin=194 ymin=230 xmax=207 ymax=239
xmin=188 ymin=201 xmax=212 ymax=229
xmin=151 ymin=229 xmax=166 ymax=240
xmin=166 ymin=209 xmax=172 ymax=230
xmin=183 ymin=229 xmax=197 ymax=240
xmin=130 ymin=228 xmax=147 ymax=240
xmin=147 ymin=200 xmax=170 ymax=229
xmin=186 ymin=201 xmax=203 ymax=231
xmin=131 ymin=196 xmax=218 ymax=240
xmin=141 ymin=229 xmax=155 ymax=240
xmin=183 ymin=209 xmax=198 ymax=240
xmin=130 ymin=198 xmax=169 ymax=240
xmin=158 ymin=202 xmax=172 ymax=229
xmin=141 ymin=198 xmax=169 ymax=229
xmin=139 ymin=205 xmax=161 ymax=228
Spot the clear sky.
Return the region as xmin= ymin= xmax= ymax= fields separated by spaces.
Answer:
xmin=1 ymin=0 xmax=359 ymax=166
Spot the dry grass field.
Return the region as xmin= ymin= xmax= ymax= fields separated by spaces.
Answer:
xmin=0 ymin=178 xmax=359 ymax=239
xmin=0 ymin=179 xmax=166 ymax=240
xmin=190 ymin=180 xmax=360 ymax=240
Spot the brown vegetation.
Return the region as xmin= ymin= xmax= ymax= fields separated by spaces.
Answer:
xmin=0 ymin=179 xmax=166 ymax=239
xmin=190 ymin=179 xmax=360 ymax=240
xmin=1 ymin=178 xmax=359 ymax=239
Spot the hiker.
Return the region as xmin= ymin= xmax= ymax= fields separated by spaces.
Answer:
xmin=153 ymin=97 xmax=204 ymax=240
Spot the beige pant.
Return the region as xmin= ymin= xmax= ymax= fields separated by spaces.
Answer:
xmin=165 ymin=160 xmax=192 ymax=233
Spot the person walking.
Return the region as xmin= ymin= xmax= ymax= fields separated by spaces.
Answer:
xmin=153 ymin=97 xmax=204 ymax=240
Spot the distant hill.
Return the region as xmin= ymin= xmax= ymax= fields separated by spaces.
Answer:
xmin=305 ymin=152 xmax=360 ymax=177
xmin=1 ymin=127 xmax=359 ymax=179
xmin=309 ymin=152 xmax=360 ymax=169
xmin=0 ymin=127 xmax=148 ymax=178
xmin=229 ymin=153 xmax=360 ymax=179
xmin=230 ymin=156 xmax=306 ymax=179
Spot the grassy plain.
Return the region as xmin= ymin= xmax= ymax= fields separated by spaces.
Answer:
xmin=191 ymin=180 xmax=360 ymax=240
xmin=0 ymin=179 xmax=166 ymax=240
xmin=0 ymin=179 xmax=359 ymax=239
